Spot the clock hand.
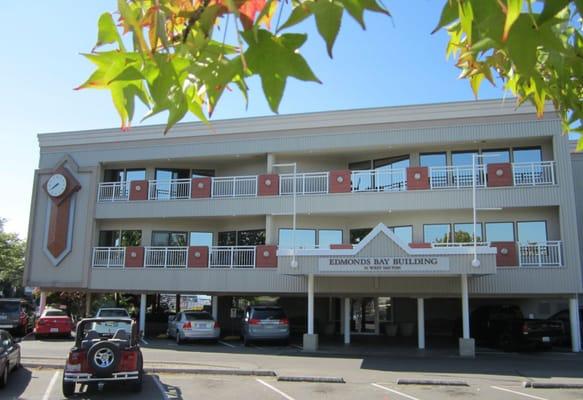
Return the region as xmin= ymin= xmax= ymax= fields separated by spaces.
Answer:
xmin=50 ymin=183 xmax=59 ymax=190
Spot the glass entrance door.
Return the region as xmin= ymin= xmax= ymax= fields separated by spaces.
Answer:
xmin=351 ymin=298 xmax=376 ymax=334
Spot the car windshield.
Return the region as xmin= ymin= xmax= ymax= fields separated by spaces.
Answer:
xmin=99 ymin=309 xmax=129 ymax=317
xmin=0 ymin=302 xmax=20 ymax=314
xmin=251 ymin=308 xmax=286 ymax=320
xmin=44 ymin=310 xmax=67 ymax=317
xmin=184 ymin=312 xmax=212 ymax=321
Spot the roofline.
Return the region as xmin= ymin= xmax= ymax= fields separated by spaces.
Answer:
xmin=37 ymin=98 xmax=555 ymax=148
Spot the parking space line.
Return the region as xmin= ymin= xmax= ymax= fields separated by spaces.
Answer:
xmin=42 ymin=371 xmax=60 ymax=400
xmin=141 ymin=338 xmax=149 ymax=345
xmin=371 ymin=383 xmax=421 ymax=400
xmin=218 ymin=340 xmax=236 ymax=348
xmin=491 ymin=386 xmax=549 ymax=400
xmin=153 ymin=374 xmax=170 ymax=400
xmin=256 ymin=379 xmax=295 ymax=400
xmin=290 ymin=344 xmax=302 ymax=350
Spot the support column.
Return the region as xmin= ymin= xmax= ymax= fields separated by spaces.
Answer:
xmin=459 ymin=274 xmax=475 ymax=357
xmin=267 ymin=153 xmax=275 ymax=173
xmin=212 ymin=296 xmax=219 ymax=320
xmin=39 ymin=291 xmax=47 ymax=315
xmin=85 ymin=293 xmax=91 ymax=317
xmin=265 ymin=215 xmax=274 ymax=245
xmin=570 ymin=296 xmax=582 ymax=352
xmin=344 ymin=297 xmax=351 ymax=345
xmin=139 ymin=293 xmax=147 ymax=338
xmin=417 ymin=298 xmax=425 ymax=350
xmin=303 ymin=274 xmax=318 ymax=351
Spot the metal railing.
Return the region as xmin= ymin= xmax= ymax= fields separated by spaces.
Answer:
xmin=148 ymin=179 xmax=191 ymax=200
xmin=144 ymin=247 xmax=188 ymax=268
xmin=92 ymin=247 xmax=126 ymax=268
xmin=351 ymin=168 xmax=407 ymax=192
xmin=97 ymin=182 xmax=130 ymax=202
xmin=429 ymin=165 xmax=486 ymax=189
xmin=280 ymin=172 xmax=329 ymax=195
xmin=512 ymin=161 xmax=555 ymax=186
xmin=211 ymin=176 xmax=258 ymax=197
xmin=518 ymin=241 xmax=562 ymax=266
xmin=431 ymin=242 xmax=489 ymax=248
xmin=209 ymin=246 xmax=256 ymax=268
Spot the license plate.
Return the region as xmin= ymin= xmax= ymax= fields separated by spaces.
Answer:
xmin=195 ymin=324 xmax=207 ymax=329
xmin=50 ymin=328 xmax=59 ymax=333
xmin=542 ymin=336 xmax=550 ymax=343
xmin=0 ymin=315 xmax=7 ymax=320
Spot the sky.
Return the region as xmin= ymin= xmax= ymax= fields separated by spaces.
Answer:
xmin=0 ymin=0 xmax=514 ymax=239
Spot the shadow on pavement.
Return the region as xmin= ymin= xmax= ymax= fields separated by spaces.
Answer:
xmin=3 ymin=367 xmax=32 ymax=399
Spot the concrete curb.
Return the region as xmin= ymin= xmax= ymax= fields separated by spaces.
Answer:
xmin=278 ymin=376 xmax=345 ymax=384
xmin=397 ymin=378 xmax=469 ymax=387
xmin=523 ymin=382 xmax=583 ymax=389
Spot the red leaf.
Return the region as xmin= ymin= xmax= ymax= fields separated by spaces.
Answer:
xmin=239 ymin=0 xmax=267 ymax=30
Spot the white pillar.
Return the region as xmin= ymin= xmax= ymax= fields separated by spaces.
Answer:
xmin=267 ymin=153 xmax=275 ymax=173
xmin=569 ymin=297 xmax=581 ymax=352
xmin=343 ymin=297 xmax=351 ymax=344
xmin=461 ymin=274 xmax=470 ymax=339
xmin=417 ymin=298 xmax=425 ymax=350
xmin=39 ymin=291 xmax=47 ymax=315
xmin=212 ymin=296 xmax=219 ymax=320
xmin=85 ymin=293 xmax=91 ymax=317
xmin=139 ymin=294 xmax=147 ymax=337
xmin=307 ymin=274 xmax=314 ymax=334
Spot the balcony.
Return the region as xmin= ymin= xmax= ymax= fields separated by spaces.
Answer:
xmin=518 ymin=241 xmax=562 ymax=267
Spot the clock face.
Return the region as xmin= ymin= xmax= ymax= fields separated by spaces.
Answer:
xmin=47 ymin=174 xmax=67 ymax=197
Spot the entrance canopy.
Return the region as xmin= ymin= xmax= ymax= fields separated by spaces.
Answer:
xmin=277 ymin=223 xmax=497 ymax=277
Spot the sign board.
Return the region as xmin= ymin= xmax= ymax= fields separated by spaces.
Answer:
xmin=318 ymin=256 xmax=449 ymax=273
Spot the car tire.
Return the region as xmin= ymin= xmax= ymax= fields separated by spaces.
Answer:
xmin=62 ymin=376 xmax=75 ymax=398
xmin=87 ymin=341 xmax=121 ymax=378
xmin=176 ymin=331 xmax=182 ymax=345
xmin=0 ymin=364 xmax=8 ymax=388
xmin=243 ymin=335 xmax=251 ymax=347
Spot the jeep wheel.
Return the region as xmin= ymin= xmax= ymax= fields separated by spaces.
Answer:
xmin=62 ymin=377 xmax=75 ymax=398
xmin=87 ymin=341 xmax=121 ymax=378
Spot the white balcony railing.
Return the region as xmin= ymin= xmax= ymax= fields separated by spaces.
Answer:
xmin=513 ymin=161 xmax=555 ymax=186
xmin=280 ymin=172 xmax=329 ymax=195
xmin=351 ymin=168 xmax=407 ymax=192
xmin=211 ymin=176 xmax=258 ymax=198
xmin=431 ymin=242 xmax=490 ymax=248
xmin=518 ymin=241 xmax=562 ymax=267
xmin=148 ymin=179 xmax=191 ymax=200
xmin=429 ymin=165 xmax=486 ymax=189
xmin=209 ymin=246 xmax=256 ymax=268
xmin=92 ymin=247 xmax=126 ymax=268
xmin=97 ymin=182 xmax=130 ymax=202
xmin=144 ymin=247 xmax=188 ymax=268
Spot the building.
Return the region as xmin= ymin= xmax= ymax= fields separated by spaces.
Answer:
xmin=24 ymin=99 xmax=582 ymax=355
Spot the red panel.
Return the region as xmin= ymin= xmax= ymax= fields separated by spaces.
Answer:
xmin=406 ymin=167 xmax=429 ymax=190
xmin=487 ymin=163 xmax=513 ymax=187
xmin=46 ymin=198 xmax=70 ymax=258
xmin=129 ymin=180 xmax=149 ymax=201
xmin=125 ymin=247 xmax=144 ymax=268
xmin=191 ymin=177 xmax=212 ymax=198
xmin=409 ymin=242 xmax=432 ymax=249
xmin=188 ymin=246 xmax=209 ymax=268
xmin=490 ymin=241 xmax=518 ymax=267
xmin=329 ymin=170 xmax=351 ymax=193
xmin=330 ymin=244 xmax=353 ymax=250
xmin=256 ymin=245 xmax=277 ymax=268
xmin=258 ymin=174 xmax=279 ymax=196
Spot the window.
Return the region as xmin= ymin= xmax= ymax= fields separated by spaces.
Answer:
xmin=350 ymin=155 xmax=409 ymax=191
xmin=485 ymin=222 xmax=515 ymax=242
xmin=453 ymin=223 xmax=482 ymax=243
xmin=189 ymin=232 xmax=213 ymax=247
xmin=420 ymin=152 xmax=447 ymax=168
xmin=390 ymin=226 xmax=412 ymax=244
xmin=98 ymin=230 xmax=142 ymax=246
xmin=279 ymin=229 xmax=316 ymax=249
xmin=151 ymin=231 xmax=187 ymax=246
xmin=452 ymin=151 xmax=478 ymax=167
xmin=378 ymin=297 xmax=393 ymax=322
xmin=513 ymin=147 xmax=542 ymax=163
xmin=423 ymin=224 xmax=451 ymax=243
xmin=318 ymin=230 xmax=343 ymax=248
xmin=350 ymin=228 xmax=372 ymax=244
xmin=191 ymin=169 xmax=215 ymax=178
xmin=155 ymin=168 xmax=190 ymax=180
xmin=481 ymin=149 xmax=510 ymax=164
xmin=517 ymin=221 xmax=548 ymax=243
xmin=103 ymin=168 xmax=145 ymax=182
xmin=219 ymin=230 xmax=265 ymax=246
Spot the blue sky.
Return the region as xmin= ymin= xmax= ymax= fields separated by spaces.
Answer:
xmin=0 ymin=0 xmax=511 ymax=238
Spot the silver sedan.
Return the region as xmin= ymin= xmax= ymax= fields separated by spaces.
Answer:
xmin=167 ymin=311 xmax=220 ymax=344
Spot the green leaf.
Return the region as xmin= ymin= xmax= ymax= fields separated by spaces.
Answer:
xmin=432 ymin=0 xmax=459 ymax=34
xmin=308 ymin=0 xmax=344 ymax=58
xmin=278 ymin=2 xmax=312 ymax=32
xmin=502 ymin=0 xmax=522 ymax=41
xmin=538 ymin=0 xmax=570 ymax=25
xmin=505 ymin=16 xmax=539 ymax=76
xmin=578 ymin=136 xmax=583 ymax=152
xmin=94 ymin=12 xmax=125 ymax=51
xmin=242 ymin=29 xmax=320 ymax=113
xmin=340 ymin=0 xmax=390 ymax=29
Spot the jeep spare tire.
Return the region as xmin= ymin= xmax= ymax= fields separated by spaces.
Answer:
xmin=87 ymin=341 xmax=121 ymax=377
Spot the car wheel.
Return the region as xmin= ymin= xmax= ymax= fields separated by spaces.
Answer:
xmin=176 ymin=331 xmax=182 ymax=345
xmin=243 ymin=335 xmax=250 ymax=347
xmin=62 ymin=376 xmax=75 ymax=398
xmin=0 ymin=364 xmax=8 ymax=388
xmin=87 ymin=341 xmax=121 ymax=378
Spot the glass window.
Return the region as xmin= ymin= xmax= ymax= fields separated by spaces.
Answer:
xmin=152 ymin=231 xmax=187 ymax=246
xmin=124 ymin=169 xmax=146 ymax=182
xmin=452 ymin=151 xmax=478 ymax=167
xmin=423 ymin=224 xmax=451 ymax=243
xmin=103 ymin=169 xmax=145 ymax=182
xmin=378 ymin=297 xmax=393 ymax=322
xmin=99 ymin=230 xmax=120 ymax=247
xmin=190 ymin=232 xmax=213 ymax=247
xmin=191 ymin=169 xmax=215 ymax=178
xmin=279 ymin=229 xmax=316 ymax=249
xmin=184 ymin=312 xmax=213 ymax=321
xmin=513 ymin=147 xmax=542 ymax=163
xmin=350 ymin=156 xmax=409 ymax=192
xmin=218 ymin=231 xmax=236 ymax=246
xmin=420 ymin=153 xmax=447 ymax=168
xmin=481 ymin=149 xmax=510 ymax=164
xmin=453 ymin=223 xmax=483 ymax=243
xmin=155 ymin=168 xmax=190 ymax=180
xmin=120 ymin=230 xmax=142 ymax=246
xmin=390 ymin=226 xmax=413 ymax=244
xmin=103 ymin=169 xmax=124 ymax=182
xmin=350 ymin=228 xmax=372 ymax=244
xmin=237 ymin=230 xmax=266 ymax=246
xmin=485 ymin=222 xmax=515 ymax=242
xmin=319 ymin=230 xmax=343 ymax=248
xmin=374 ymin=155 xmax=410 ymax=169
xmin=517 ymin=221 xmax=548 ymax=243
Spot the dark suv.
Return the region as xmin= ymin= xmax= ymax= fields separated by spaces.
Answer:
xmin=0 ymin=299 xmax=35 ymax=336
xmin=241 ymin=306 xmax=289 ymax=346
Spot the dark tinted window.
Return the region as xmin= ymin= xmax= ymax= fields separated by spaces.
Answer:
xmin=184 ymin=312 xmax=213 ymax=321
xmin=44 ymin=310 xmax=67 ymax=317
xmin=99 ymin=309 xmax=129 ymax=317
xmin=0 ymin=302 xmax=20 ymax=314
xmin=350 ymin=228 xmax=372 ymax=244
xmin=250 ymin=308 xmax=286 ymax=320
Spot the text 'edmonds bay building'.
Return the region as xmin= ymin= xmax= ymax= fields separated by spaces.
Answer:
xmin=24 ymin=99 xmax=583 ymax=355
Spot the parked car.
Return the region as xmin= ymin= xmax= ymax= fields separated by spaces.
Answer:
xmin=547 ymin=308 xmax=583 ymax=346
xmin=95 ymin=308 xmax=131 ymax=318
xmin=35 ymin=308 xmax=74 ymax=339
xmin=167 ymin=311 xmax=220 ymax=344
xmin=241 ymin=306 xmax=289 ymax=346
xmin=471 ymin=305 xmax=564 ymax=351
xmin=0 ymin=330 xmax=21 ymax=388
xmin=62 ymin=318 xmax=143 ymax=397
xmin=0 ymin=298 xmax=35 ymax=336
